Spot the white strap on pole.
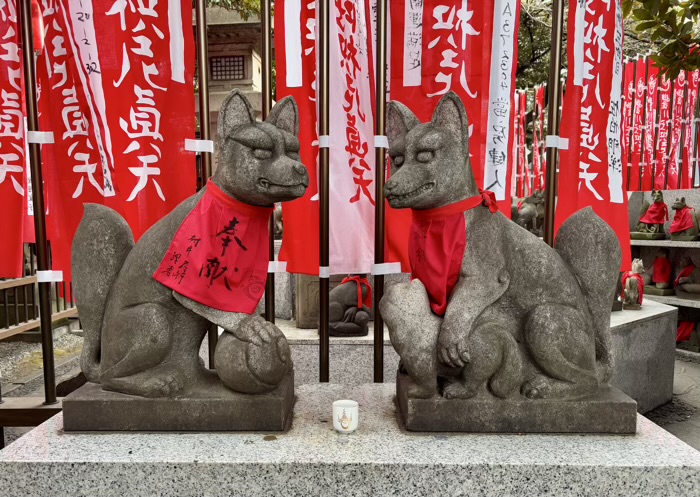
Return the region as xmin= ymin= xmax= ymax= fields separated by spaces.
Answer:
xmin=185 ymin=139 xmax=214 ymax=153
xmin=36 ymin=270 xmax=64 ymax=283
xmin=318 ymin=135 xmax=330 ymax=148
xmin=371 ymin=262 xmax=402 ymax=275
xmin=27 ymin=131 xmax=54 ymax=144
xmin=546 ymin=135 xmax=569 ymax=150
xmin=268 ymin=261 xmax=288 ymax=273
xmin=319 ymin=266 xmax=330 ymax=278
xmin=374 ymin=135 xmax=389 ymax=148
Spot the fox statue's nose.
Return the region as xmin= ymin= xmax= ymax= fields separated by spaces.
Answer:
xmin=292 ymin=162 xmax=307 ymax=176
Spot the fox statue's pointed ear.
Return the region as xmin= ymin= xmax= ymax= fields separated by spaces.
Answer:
xmin=432 ymin=92 xmax=469 ymax=151
xmin=266 ymin=96 xmax=300 ymax=136
xmin=218 ymin=90 xmax=256 ymax=139
xmin=387 ymin=100 xmax=419 ymax=145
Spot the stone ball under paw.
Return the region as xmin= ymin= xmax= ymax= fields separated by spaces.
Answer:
xmin=215 ymin=330 xmax=292 ymax=394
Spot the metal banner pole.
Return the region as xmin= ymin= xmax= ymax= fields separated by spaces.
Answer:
xmin=261 ymin=0 xmax=275 ymax=325
xmin=373 ymin=0 xmax=388 ymax=383
xmin=318 ymin=0 xmax=330 ymax=382
xmin=20 ymin=0 xmax=56 ymax=404
xmin=194 ymin=0 xmax=218 ymax=368
xmin=543 ymin=0 xmax=565 ymax=247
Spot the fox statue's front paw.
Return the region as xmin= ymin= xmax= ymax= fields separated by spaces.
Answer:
xmin=438 ymin=323 xmax=470 ymax=368
xmin=232 ymin=315 xmax=276 ymax=345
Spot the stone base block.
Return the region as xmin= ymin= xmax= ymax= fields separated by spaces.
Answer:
xmin=396 ymin=373 xmax=637 ymax=434
xmin=675 ymin=289 xmax=700 ymax=300
xmin=62 ymin=372 xmax=294 ymax=432
xmin=670 ymin=234 xmax=699 ymax=241
xmin=630 ymin=232 xmax=666 ymax=240
xmin=645 ymin=286 xmax=674 ymax=296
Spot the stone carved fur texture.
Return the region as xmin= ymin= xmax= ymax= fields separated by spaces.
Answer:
xmin=73 ymin=91 xmax=308 ymax=398
xmin=379 ymin=92 xmax=622 ymax=401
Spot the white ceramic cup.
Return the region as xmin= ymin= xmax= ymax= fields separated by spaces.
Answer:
xmin=332 ymin=400 xmax=359 ymax=434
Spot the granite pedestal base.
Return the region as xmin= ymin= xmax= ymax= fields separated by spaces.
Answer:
xmin=630 ymin=232 xmax=666 ymax=240
xmin=645 ymin=286 xmax=674 ymax=296
xmin=62 ymin=372 xmax=294 ymax=432
xmin=1 ymin=384 xmax=699 ymax=497
xmin=397 ymin=373 xmax=637 ymax=433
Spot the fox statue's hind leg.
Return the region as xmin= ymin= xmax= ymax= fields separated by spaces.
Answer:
xmin=521 ymin=304 xmax=598 ymax=399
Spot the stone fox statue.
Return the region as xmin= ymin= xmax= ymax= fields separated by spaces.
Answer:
xmin=73 ymin=91 xmax=308 ymax=398
xmin=380 ymin=92 xmax=622 ymax=400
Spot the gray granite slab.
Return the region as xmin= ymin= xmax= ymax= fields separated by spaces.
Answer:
xmin=1 ymin=383 xmax=699 ymax=497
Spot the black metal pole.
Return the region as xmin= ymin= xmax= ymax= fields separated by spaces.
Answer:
xmin=194 ymin=0 xmax=218 ymax=368
xmin=693 ymin=83 xmax=700 ymax=187
xmin=318 ymin=0 xmax=330 ymax=382
xmin=372 ymin=0 xmax=388 ymax=383
xmin=20 ymin=0 xmax=56 ymax=405
xmin=543 ymin=0 xmax=564 ymax=247
xmin=261 ymin=0 xmax=275 ymax=325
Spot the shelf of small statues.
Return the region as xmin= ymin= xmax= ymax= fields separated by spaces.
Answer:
xmin=645 ymin=293 xmax=700 ymax=309
xmin=630 ymin=239 xmax=700 ymax=248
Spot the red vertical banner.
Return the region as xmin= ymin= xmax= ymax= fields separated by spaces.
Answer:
xmin=38 ymin=0 xmax=108 ymax=279
xmin=641 ymin=60 xmax=659 ymax=191
xmin=622 ymin=60 xmax=634 ymax=186
xmin=682 ymin=70 xmax=699 ymax=188
xmin=0 ymin=0 xmax=27 ymax=278
xmin=390 ymin=0 xmax=519 ymax=202
xmin=668 ymin=71 xmax=686 ymax=189
xmin=512 ymin=90 xmax=521 ymax=197
xmin=275 ymin=0 xmax=320 ymax=275
xmin=556 ymin=0 xmax=631 ymax=270
xmin=532 ymin=86 xmax=544 ymax=192
xmin=629 ymin=58 xmax=645 ymax=190
xmin=655 ymin=75 xmax=671 ymax=189
xmin=518 ymin=90 xmax=528 ymax=196
xmin=65 ymin=0 xmax=197 ymax=240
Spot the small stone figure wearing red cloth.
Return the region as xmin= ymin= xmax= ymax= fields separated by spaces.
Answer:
xmin=621 ymin=259 xmax=644 ymax=309
xmin=675 ymin=257 xmax=700 ymax=297
xmin=670 ymin=197 xmax=700 ymax=240
xmin=634 ymin=190 xmax=668 ymax=239
xmin=328 ymin=275 xmax=372 ymax=337
xmin=642 ymin=248 xmax=672 ymax=293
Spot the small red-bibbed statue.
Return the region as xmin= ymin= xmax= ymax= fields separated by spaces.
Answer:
xmin=670 ymin=197 xmax=700 ymax=241
xmin=621 ymin=259 xmax=644 ymax=309
xmin=643 ymin=248 xmax=673 ymax=296
xmin=633 ymin=190 xmax=668 ymax=240
xmin=328 ymin=275 xmax=372 ymax=337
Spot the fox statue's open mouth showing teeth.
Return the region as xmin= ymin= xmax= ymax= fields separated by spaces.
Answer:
xmin=258 ymin=178 xmax=307 ymax=190
xmin=388 ymin=182 xmax=435 ymax=203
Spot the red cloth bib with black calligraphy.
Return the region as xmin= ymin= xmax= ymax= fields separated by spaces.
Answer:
xmin=153 ymin=182 xmax=272 ymax=314
xmin=639 ymin=202 xmax=669 ymax=224
xmin=670 ymin=206 xmax=695 ymax=234
xmin=409 ymin=191 xmax=498 ymax=317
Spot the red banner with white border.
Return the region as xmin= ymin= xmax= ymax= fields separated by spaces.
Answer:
xmin=0 ymin=0 xmax=27 ymax=278
xmin=641 ymin=61 xmax=659 ymax=191
xmin=555 ymin=0 xmax=631 ymax=270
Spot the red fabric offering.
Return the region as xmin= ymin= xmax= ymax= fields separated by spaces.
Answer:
xmin=675 ymin=265 xmax=696 ymax=287
xmin=621 ymin=272 xmax=644 ymax=304
xmin=153 ymin=182 xmax=272 ymax=314
xmin=340 ymin=276 xmax=372 ymax=309
xmin=670 ymin=207 xmax=695 ymax=234
xmin=410 ymin=191 xmax=498 ymax=317
xmin=639 ymin=202 xmax=669 ymax=224
xmin=652 ymin=257 xmax=673 ymax=285
xmin=677 ymin=321 xmax=695 ymax=342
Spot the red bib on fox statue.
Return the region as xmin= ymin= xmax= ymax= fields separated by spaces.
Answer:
xmin=652 ymin=257 xmax=672 ymax=285
xmin=409 ymin=191 xmax=498 ymax=317
xmin=670 ymin=206 xmax=695 ymax=233
xmin=621 ymin=271 xmax=644 ymax=304
xmin=639 ymin=202 xmax=669 ymax=224
xmin=153 ymin=182 xmax=272 ymax=314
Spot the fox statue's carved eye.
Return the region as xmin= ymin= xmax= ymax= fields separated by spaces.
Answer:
xmin=253 ymin=149 xmax=273 ymax=160
xmin=416 ymin=150 xmax=434 ymax=163
xmin=393 ymin=155 xmax=404 ymax=167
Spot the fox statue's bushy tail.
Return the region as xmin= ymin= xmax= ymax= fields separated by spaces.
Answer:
xmin=554 ymin=207 xmax=622 ymax=383
xmin=72 ymin=204 xmax=134 ymax=383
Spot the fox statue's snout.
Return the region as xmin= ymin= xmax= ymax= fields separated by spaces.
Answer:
xmin=213 ymin=90 xmax=309 ymax=206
